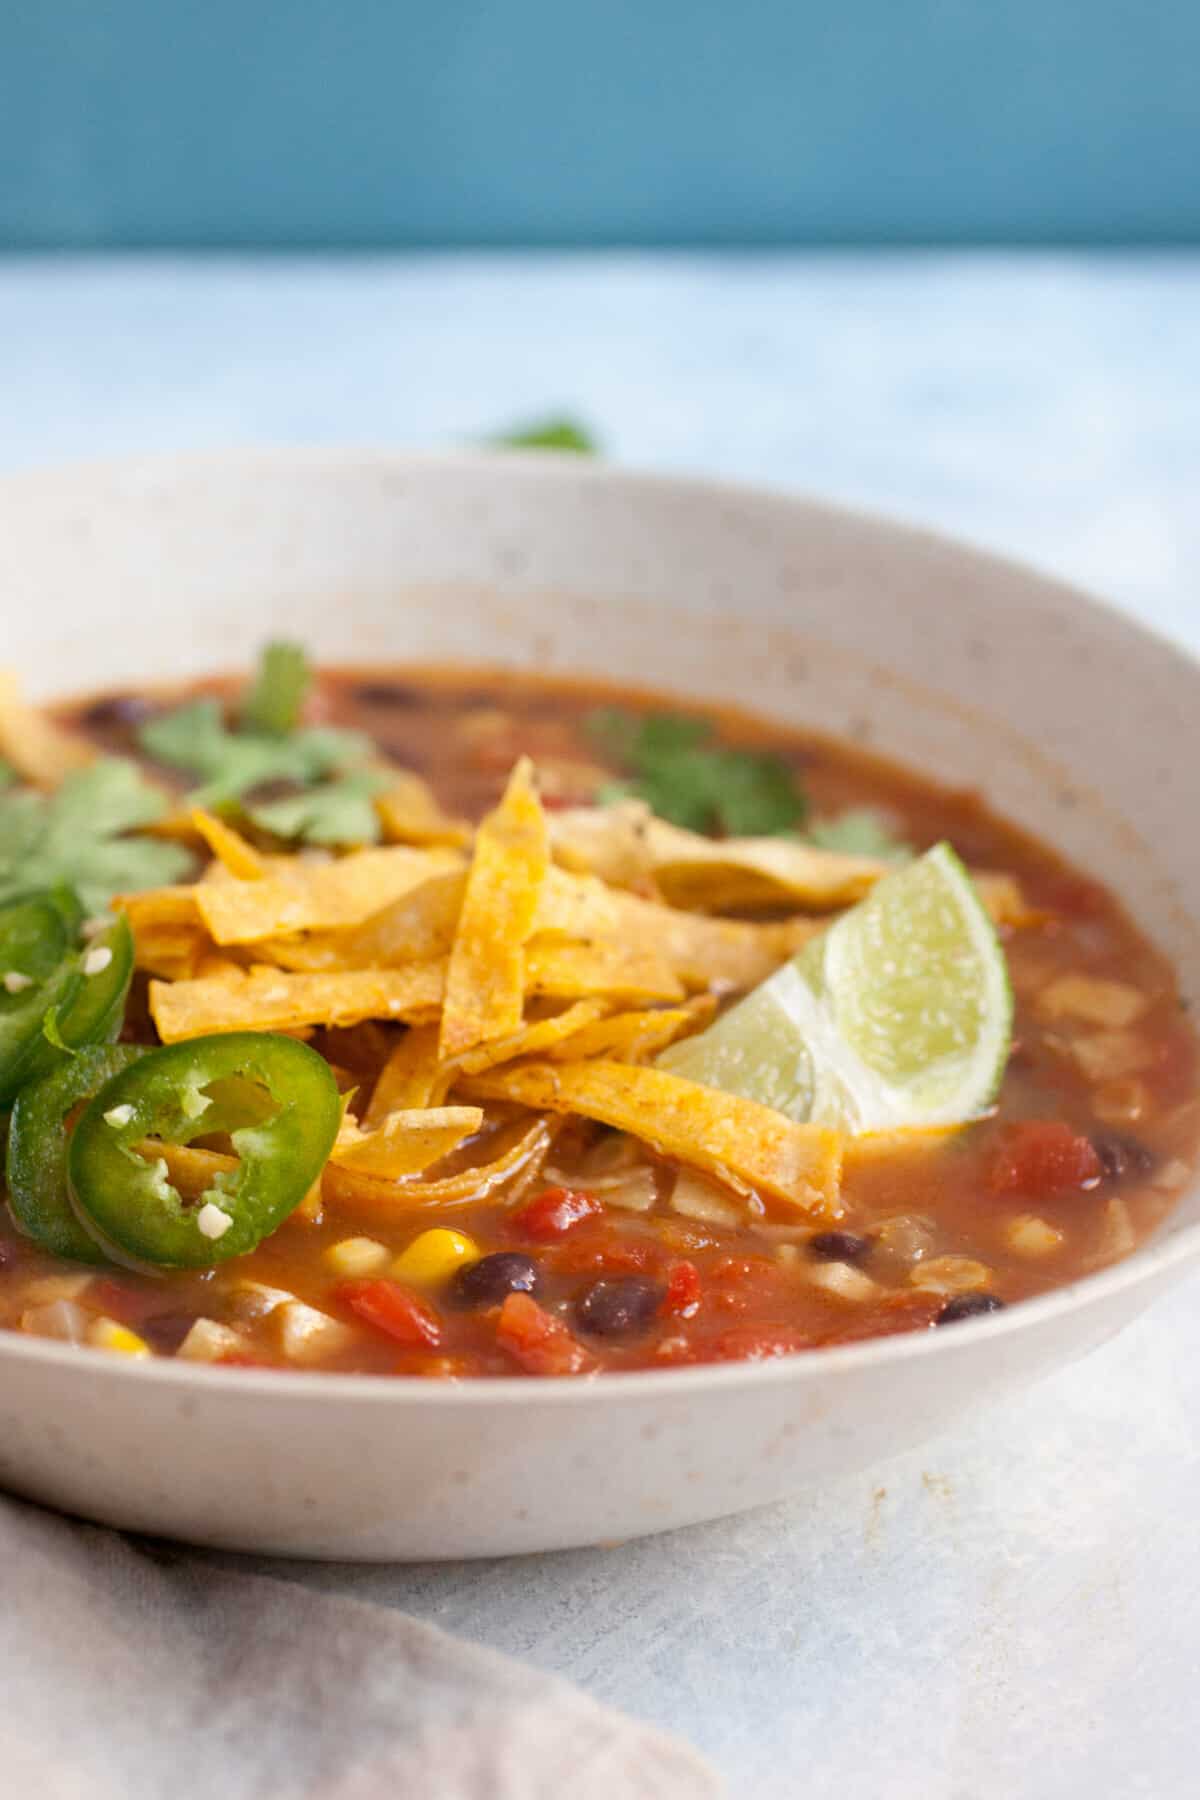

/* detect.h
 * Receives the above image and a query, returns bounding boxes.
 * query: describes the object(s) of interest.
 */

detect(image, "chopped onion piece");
[20,1298,88,1343]
[178,1318,245,1362]
[670,1170,742,1228]
[807,1260,879,1303]
[872,1214,937,1268]
[597,1168,658,1213]
[277,1301,359,1365]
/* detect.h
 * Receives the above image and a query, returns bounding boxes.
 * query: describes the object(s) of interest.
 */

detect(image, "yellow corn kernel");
[910,1255,992,1294]
[1005,1215,1065,1257]
[392,1227,481,1287]
[86,1316,152,1358]
[323,1236,391,1278]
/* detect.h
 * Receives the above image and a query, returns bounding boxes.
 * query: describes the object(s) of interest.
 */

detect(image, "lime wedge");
[658,842,1011,1132]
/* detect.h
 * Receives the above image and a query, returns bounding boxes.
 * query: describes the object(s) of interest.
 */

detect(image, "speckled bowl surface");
[1,448,1198,1559]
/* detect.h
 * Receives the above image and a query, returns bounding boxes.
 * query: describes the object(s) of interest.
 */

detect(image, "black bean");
[935,1293,1006,1326]
[140,1311,200,1353]
[574,1276,664,1339]
[808,1230,873,1264]
[353,682,426,709]
[1092,1133,1156,1185]
[81,693,155,731]
[451,1251,540,1308]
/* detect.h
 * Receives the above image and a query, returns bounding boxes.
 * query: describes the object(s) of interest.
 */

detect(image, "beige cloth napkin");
[0,1494,721,1799]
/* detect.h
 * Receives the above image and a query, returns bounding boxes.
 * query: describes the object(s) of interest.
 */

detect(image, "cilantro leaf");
[0,760,193,912]
[241,641,311,737]
[587,709,806,837]
[491,416,599,454]
[805,808,913,862]
[139,698,371,812]
[247,770,389,847]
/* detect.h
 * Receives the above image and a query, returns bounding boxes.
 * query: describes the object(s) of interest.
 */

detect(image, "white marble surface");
[3,251,1199,1797]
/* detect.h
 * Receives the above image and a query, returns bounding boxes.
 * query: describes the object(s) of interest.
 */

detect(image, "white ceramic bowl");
[1,448,1198,1560]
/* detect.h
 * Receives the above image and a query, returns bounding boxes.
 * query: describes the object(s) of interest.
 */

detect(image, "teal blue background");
[3,1,1198,246]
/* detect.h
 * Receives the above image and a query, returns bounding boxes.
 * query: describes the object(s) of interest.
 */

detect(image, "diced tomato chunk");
[508,1186,603,1240]
[663,1260,702,1317]
[495,1292,596,1376]
[988,1121,1101,1196]
[337,1278,442,1347]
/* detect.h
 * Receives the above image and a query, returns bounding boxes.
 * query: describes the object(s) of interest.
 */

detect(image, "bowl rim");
[2,442,1199,1409]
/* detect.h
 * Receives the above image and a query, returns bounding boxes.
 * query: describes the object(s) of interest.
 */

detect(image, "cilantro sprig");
[138,642,384,847]
[246,770,391,847]
[588,710,808,837]
[240,640,312,737]
[491,416,598,454]
[0,760,193,913]
[806,808,912,861]
[139,698,370,812]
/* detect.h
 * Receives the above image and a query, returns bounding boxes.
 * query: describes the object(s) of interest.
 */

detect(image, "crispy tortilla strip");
[137,1140,237,1200]
[544,997,717,1064]
[344,868,468,967]
[323,1119,554,1219]
[555,805,1032,927]
[116,888,213,978]
[376,773,473,848]
[548,799,658,888]
[251,868,468,973]
[524,940,685,1005]
[535,867,817,991]
[150,961,447,1041]
[364,1026,443,1123]
[973,872,1043,930]
[116,887,204,927]
[142,807,206,846]
[331,1106,484,1180]
[254,865,809,997]
[0,671,97,786]
[116,886,204,931]
[643,819,886,914]
[463,1060,843,1217]
[448,999,609,1079]
[131,924,211,980]
[191,809,267,879]
[386,1002,612,1111]
[439,758,548,1059]
[549,802,885,913]
[194,845,462,945]
[192,953,249,984]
